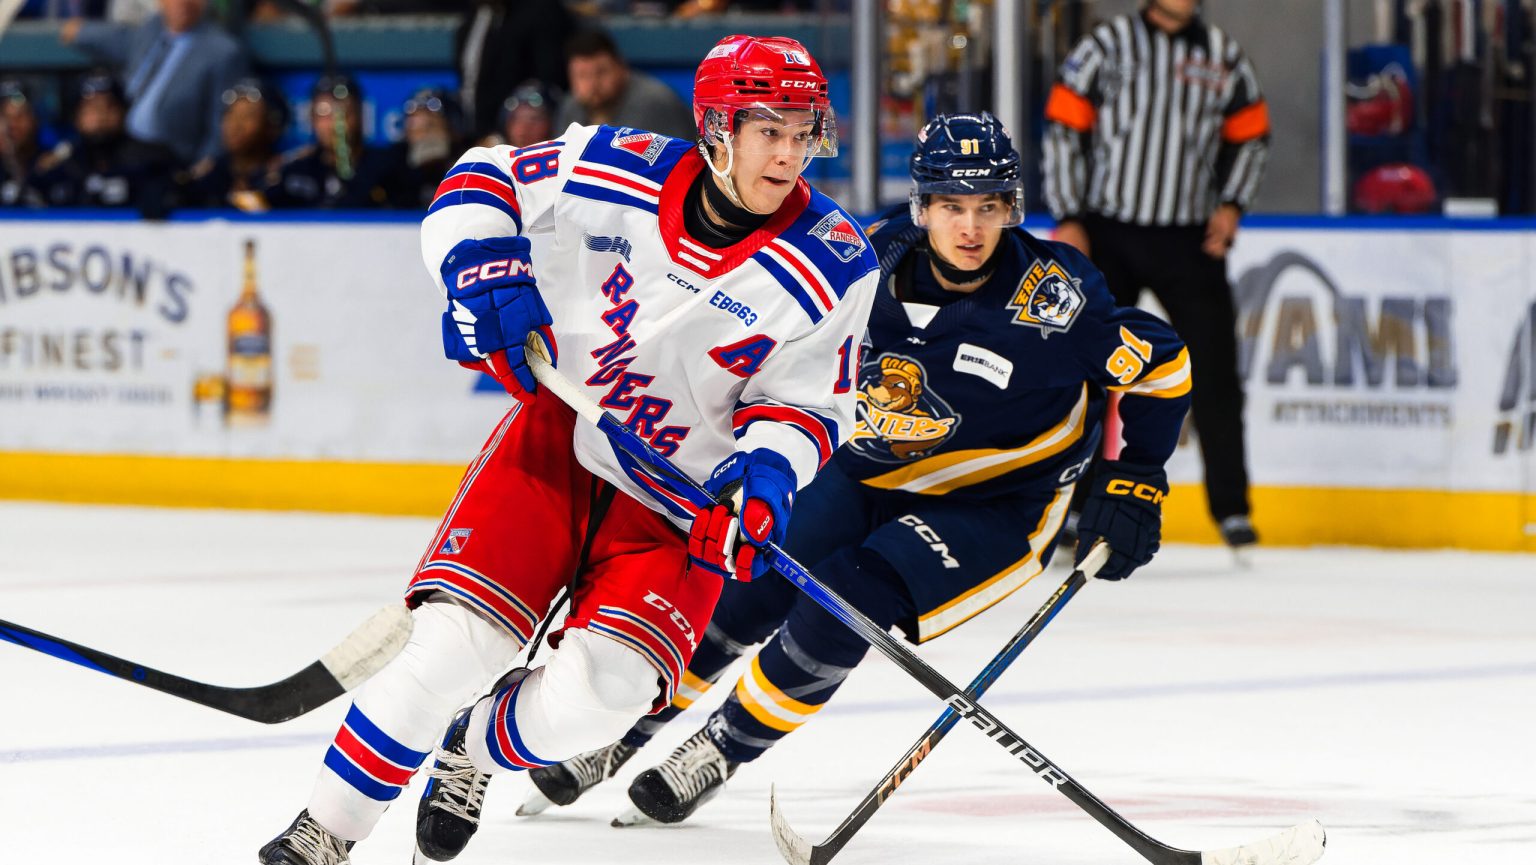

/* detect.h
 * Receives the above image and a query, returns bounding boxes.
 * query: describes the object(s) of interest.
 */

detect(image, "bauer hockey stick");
[773,541,1109,865]
[525,339,1326,865]
[0,604,411,724]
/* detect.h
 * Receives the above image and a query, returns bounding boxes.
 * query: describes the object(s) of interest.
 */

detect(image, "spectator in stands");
[457,0,575,140]
[268,74,399,209]
[555,28,694,139]
[386,85,466,209]
[34,70,180,216]
[182,78,287,211]
[0,80,51,208]
[60,0,250,167]
[499,81,559,148]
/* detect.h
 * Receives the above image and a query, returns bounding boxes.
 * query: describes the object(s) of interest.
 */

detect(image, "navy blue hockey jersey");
[836,212,1191,500]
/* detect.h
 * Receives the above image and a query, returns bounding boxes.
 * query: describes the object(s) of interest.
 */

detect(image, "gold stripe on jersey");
[860,386,1089,495]
[1109,347,1193,398]
[733,655,825,733]
[917,486,1073,640]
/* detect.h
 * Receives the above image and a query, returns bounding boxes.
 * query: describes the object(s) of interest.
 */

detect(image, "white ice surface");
[2,502,1533,864]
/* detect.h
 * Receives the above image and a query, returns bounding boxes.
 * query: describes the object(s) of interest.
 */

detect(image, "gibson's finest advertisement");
[0,221,506,462]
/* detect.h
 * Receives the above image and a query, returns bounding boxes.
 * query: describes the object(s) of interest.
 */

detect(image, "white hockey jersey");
[421,123,879,525]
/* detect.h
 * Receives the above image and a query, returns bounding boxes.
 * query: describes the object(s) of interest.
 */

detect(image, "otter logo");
[1008,259,1084,336]
[847,354,960,463]
[1493,302,1536,455]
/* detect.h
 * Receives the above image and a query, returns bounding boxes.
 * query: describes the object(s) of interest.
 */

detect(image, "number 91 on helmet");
[909,112,1026,229]
[693,35,838,165]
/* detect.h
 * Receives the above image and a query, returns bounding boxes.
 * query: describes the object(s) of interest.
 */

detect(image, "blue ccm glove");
[687,449,796,581]
[1074,461,1167,580]
[439,235,554,397]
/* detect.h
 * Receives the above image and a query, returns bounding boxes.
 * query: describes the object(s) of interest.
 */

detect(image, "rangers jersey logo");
[848,354,959,463]
[611,129,669,165]
[811,211,866,263]
[439,528,473,555]
[1008,259,1085,337]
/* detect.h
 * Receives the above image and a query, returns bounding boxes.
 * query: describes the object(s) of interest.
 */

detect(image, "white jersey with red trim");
[421,123,879,525]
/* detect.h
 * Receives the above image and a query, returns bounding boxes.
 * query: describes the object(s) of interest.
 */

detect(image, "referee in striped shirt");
[1044,0,1269,549]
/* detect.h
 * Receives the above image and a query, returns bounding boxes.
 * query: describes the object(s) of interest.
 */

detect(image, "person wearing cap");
[268,75,399,209]
[182,78,287,210]
[383,86,467,209]
[35,70,180,216]
[61,0,250,166]
[498,81,558,149]
[555,28,695,141]
[0,80,51,208]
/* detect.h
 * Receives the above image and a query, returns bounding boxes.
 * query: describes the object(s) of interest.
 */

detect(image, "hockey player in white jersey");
[257,34,878,865]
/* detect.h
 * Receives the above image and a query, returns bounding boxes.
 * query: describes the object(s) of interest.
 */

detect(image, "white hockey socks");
[308,600,520,842]
[466,628,659,772]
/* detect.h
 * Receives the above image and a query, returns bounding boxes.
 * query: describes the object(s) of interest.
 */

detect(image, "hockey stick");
[524,339,1326,865]
[0,605,411,724]
[774,543,1108,865]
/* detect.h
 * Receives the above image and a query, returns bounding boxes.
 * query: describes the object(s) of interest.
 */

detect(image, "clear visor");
[706,103,838,160]
[910,185,1026,230]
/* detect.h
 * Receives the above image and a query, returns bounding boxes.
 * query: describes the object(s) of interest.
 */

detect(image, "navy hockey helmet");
[908,112,1025,227]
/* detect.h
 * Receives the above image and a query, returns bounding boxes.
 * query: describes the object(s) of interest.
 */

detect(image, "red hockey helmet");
[1354,163,1437,214]
[692,35,837,161]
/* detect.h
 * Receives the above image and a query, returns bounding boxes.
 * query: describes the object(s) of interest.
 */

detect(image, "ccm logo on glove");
[455,258,533,289]
[1104,479,1165,503]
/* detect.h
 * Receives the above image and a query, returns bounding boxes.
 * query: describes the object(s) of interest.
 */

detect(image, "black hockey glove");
[1074,461,1167,581]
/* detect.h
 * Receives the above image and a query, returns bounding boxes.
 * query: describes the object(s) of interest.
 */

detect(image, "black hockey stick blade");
[770,545,1107,865]
[0,604,412,724]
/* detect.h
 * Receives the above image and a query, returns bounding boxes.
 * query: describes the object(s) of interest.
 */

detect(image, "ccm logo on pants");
[898,515,960,569]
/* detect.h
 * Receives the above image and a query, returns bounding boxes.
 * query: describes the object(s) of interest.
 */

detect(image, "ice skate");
[413,705,490,862]
[517,739,638,816]
[258,809,352,865]
[615,728,738,826]
[1220,515,1258,567]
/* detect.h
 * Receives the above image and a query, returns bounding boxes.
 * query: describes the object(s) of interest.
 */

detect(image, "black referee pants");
[1084,215,1252,522]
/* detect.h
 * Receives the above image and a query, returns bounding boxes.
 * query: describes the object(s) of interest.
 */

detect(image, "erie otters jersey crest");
[841,210,1191,501]
[421,124,880,523]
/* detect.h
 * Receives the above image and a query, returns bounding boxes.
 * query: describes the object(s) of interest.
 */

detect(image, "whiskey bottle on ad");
[226,239,272,426]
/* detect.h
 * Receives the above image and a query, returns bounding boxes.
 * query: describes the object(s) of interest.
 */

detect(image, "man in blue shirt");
[61,0,249,166]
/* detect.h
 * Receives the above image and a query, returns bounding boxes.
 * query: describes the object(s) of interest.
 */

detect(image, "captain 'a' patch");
[1008,258,1085,336]
[847,354,960,463]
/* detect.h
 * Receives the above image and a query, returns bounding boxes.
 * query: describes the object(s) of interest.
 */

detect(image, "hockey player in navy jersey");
[516,112,1193,826]
[257,35,878,865]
